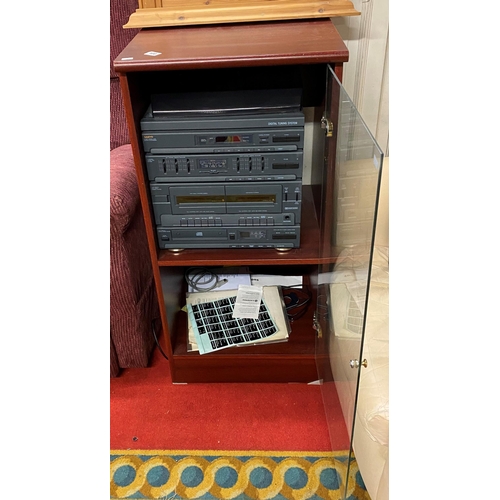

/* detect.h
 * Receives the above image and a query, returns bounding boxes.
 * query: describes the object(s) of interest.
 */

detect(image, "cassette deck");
[150,180,302,225]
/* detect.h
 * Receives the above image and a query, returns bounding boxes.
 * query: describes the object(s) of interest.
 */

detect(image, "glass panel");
[316,66,384,500]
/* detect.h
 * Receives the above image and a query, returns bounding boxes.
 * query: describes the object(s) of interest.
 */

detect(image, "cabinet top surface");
[113,19,348,72]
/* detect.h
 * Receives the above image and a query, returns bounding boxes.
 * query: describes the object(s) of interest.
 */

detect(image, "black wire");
[281,286,312,322]
[152,318,169,360]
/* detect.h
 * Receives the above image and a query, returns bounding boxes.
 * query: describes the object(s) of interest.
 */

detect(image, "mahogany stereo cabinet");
[113,19,351,383]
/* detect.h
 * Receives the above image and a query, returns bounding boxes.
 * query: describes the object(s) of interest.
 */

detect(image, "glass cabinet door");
[315,66,385,499]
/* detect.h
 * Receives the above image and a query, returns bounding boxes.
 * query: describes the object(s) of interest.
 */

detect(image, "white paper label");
[232,285,263,319]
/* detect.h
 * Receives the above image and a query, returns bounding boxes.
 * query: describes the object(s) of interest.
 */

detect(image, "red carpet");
[110,347,349,452]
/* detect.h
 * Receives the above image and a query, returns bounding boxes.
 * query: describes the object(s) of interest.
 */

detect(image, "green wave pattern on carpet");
[110,450,370,499]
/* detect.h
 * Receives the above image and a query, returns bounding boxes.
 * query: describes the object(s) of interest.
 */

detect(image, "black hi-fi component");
[145,151,303,182]
[140,89,305,249]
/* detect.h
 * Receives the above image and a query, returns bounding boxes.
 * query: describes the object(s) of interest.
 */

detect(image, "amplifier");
[145,151,303,182]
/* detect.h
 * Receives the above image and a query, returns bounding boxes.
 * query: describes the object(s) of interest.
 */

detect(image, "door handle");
[350,359,368,369]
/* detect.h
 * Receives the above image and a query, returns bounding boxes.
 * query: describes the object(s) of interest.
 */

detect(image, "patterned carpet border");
[110,450,370,500]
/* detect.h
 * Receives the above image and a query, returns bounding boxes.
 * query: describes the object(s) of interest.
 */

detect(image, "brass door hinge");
[313,312,322,338]
[321,112,333,137]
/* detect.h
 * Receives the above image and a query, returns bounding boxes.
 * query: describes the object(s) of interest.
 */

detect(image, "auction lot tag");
[232,285,263,319]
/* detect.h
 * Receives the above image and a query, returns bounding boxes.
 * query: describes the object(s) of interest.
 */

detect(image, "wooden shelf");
[173,303,316,357]
[158,264,319,383]
[124,0,360,30]
[168,280,318,383]
[114,19,349,73]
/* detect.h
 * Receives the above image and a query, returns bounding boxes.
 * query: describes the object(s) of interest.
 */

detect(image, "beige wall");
[332,0,389,156]
[375,157,389,248]
[332,0,389,249]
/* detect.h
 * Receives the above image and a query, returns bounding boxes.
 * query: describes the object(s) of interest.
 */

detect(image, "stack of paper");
[186,286,290,354]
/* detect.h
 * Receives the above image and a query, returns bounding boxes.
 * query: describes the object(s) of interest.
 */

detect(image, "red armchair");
[110,0,159,377]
